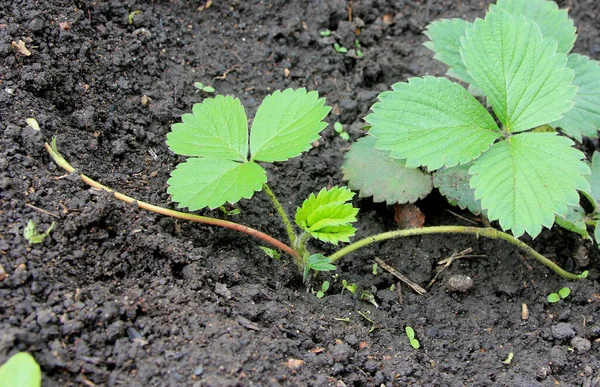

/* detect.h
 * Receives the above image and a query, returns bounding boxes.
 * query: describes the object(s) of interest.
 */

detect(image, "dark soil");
[2,0,600,386]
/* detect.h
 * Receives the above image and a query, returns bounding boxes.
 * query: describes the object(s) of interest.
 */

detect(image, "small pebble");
[446,275,474,292]
[193,365,204,376]
[551,323,575,340]
[570,336,591,352]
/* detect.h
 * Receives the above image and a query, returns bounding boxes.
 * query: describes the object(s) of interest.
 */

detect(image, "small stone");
[549,346,567,367]
[446,275,474,292]
[570,336,591,352]
[551,323,575,340]
[214,283,231,299]
[193,365,204,376]
[331,341,353,363]
[37,309,57,327]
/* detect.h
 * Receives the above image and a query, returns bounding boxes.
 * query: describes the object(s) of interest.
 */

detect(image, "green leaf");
[433,162,483,215]
[552,54,600,142]
[410,339,420,350]
[489,0,576,54]
[595,223,600,248]
[342,136,433,205]
[168,158,267,210]
[250,88,330,162]
[23,220,55,245]
[167,95,248,161]
[366,76,501,171]
[547,293,561,303]
[423,18,475,85]
[259,246,281,260]
[0,352,42,387]
[295,187,358,244]
[588,151,600,207]
[558,287,571,299]
[555,204,590,239]
[469,133,590,238]
[305,254,337,272]
[461,11,576,133]
[405,326,415,340]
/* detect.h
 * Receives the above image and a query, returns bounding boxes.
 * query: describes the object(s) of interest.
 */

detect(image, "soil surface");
[2,0,600,386]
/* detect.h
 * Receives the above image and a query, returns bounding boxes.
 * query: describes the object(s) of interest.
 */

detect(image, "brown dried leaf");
[286,358,304,370]
[12,40,31,56]
[394,203,425,229]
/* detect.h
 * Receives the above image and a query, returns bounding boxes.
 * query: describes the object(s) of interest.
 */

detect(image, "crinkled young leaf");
[167,95,248,161]
[305,254,336,272]
[0,352,41,387]
[424,18,475,86]
[295,186,358,245]
[168,158,267,210]
[366,76,500,171]
[469,133,590,238]
[342,136,433,205]
[461,11,576,133]
[552,54,600,141]
[489,0,576,54]
[433,162,483,215]
[250,88,330,162]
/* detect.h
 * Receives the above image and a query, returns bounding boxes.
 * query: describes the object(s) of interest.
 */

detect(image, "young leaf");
[555,204,590,239]
[295,187,358,244]
[433,163,484,216]
[24,220,55,245]
[250,88,330,162]
[0,352,41,387]
[167,95,249,161]
[423,18,475,86]
[306,254,337,272]
[469,133,590,238]
[588,152,600,207]
[489,0,576,54]
[405,326,415,340]
[366,76,501,171]
[547,293,561,303]
[552,54,600,141]
[168,158,267,210]
[460,11,576,133]
[558,287,571,299]
[342,136,433,205]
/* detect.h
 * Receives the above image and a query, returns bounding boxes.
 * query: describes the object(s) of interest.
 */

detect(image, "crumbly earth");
[1,0,600,386]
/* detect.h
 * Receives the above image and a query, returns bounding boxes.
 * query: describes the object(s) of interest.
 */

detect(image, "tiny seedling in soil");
[334,121,350,141]
[219,205,240,216]
[341,279,356,295]
[405,326,420,349]
[23,220,55,245]
[354,39,363,58]
[502,352,514,365]
[316,280,330,299]
[320,29,332,37]
[193,82,215,93]
[372,263,378,275]
[360,290,379,308]
[0,352,41,387]
[259,246,281,261]
[333,43,348,54]
[128,10,141,25]
[547,287,571,303]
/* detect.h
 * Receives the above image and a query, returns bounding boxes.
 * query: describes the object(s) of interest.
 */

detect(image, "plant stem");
[44,142,301,263]
[262,183,297,246]
[328,226,581,280]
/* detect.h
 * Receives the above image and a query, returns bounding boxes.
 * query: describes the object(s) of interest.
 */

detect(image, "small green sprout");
[547,287,571,303]
[259,246,281,261]
[405,326,420,349]
[24,220,55,245]
[333,121,350,141]
[320,29,332,37]
[0,352,41,387]
[25,118,40,131]
[578,270,589,279]
[341,279,356,295]
[502,352,514,365]
[372,263,378,275]
[357,310,376,333]
[194,82,215,93]
[128,10,141,25]
[219,206,240,216]
[316,280,330,299]
[360,290,378,308]
[334,317,351,322]
[333,43,348,54]
[389,283,396,291]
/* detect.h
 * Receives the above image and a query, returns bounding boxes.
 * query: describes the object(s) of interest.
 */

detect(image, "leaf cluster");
[348,0,599,239]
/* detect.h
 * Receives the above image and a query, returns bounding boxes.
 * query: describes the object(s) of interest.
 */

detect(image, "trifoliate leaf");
[552,54,600,141]
[342,136,433,205]
[461,11,576,133]
[0,352,41,387]
[295,187,358,244]
[424,18,475,86]
[168,158,267,210]
[555,204,590,239]
[167,95,248,161]
[469,133,590,238]
[250,88,330,162]
[433,162,483,215]
[366,76,500,170]
[489,0,576,54]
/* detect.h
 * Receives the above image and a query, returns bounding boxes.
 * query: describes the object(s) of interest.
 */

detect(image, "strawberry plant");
[344,0,600,253]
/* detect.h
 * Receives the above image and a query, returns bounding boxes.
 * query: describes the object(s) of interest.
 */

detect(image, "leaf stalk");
[262,183,297,246]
